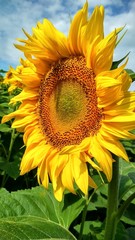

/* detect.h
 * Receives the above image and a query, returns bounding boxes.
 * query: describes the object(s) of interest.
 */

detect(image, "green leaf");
[0,103,10,108]
[87,202,97,211]
[126,227,135,239]
[60,192,85,227]
[0,161,20,179]
[0,187,81,239]
[0,216,76,240]
[0,186,85,228]
[119,159,135,176]
[0,186,59,222]
[128,172,135,184]
[119,175,133,201]
[115,222,128,240]
[98,183,108,197]
[74,220,104,240]
[0,69,6,74]
[121,203,135,225]
[118,159,135,203]
[122,139,135,155]
[0,123,12,133]
[91,187,107,208]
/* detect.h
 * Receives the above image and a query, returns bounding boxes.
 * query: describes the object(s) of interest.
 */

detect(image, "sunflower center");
[39,56,102,149]
[52,80,86,123]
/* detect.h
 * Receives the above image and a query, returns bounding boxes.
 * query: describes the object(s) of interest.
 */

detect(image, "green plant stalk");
[0,143,8,159]
[78,196,89,240]
[1,128,17,187]
[78,189,96,240]
[8,128,15,159]
[104,157,119,240]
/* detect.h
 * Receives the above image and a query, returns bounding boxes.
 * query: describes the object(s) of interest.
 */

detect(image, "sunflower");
[2,2,135,201]
[3,59,31,92]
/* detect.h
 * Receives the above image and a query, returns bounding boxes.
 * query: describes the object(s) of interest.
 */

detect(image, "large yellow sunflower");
[2,2,135,201]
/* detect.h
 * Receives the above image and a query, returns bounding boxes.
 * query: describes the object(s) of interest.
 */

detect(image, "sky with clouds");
[0,0,135,73]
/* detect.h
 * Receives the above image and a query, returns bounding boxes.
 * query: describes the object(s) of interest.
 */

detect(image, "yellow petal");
[96,75,122,90]
[10,88,38,104]
[72,154,89,195]
[68,2,88,54]
[92,31,117,74]
[37,158,49,188]
[42,19,70,57]
[102,123,135,140]
[97,132,128,161]
[88,176,97,189]
[20,143,51,175]
[80,152,102,171]
[90,135,113,181]
[12,114,37,129]
[104,113,135,123]
[16,18,70,62]
[97,59,128,78]
[82,5,104,55]
[104,94,135,116]
[61,159,75,193]
[54,178,65,202]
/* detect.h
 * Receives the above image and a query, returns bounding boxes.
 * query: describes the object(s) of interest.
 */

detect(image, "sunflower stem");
[78,195,89,240]
[78,189,96,240]
[1,128,17,187]
[104,157,119,240]
[7,128,17,161]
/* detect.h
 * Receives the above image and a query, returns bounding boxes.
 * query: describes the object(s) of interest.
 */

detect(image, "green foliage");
[0,186,86,239]
[0,78,24,188]
[73,160,135,240]
[0,186,85,228]
[0,216,76,240]
[74,220,105,240]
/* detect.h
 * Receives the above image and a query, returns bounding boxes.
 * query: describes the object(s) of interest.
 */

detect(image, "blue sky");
[0,0,135,74]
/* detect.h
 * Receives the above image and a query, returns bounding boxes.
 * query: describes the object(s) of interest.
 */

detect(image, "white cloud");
[104,1,135,71]
[0,0,135,73]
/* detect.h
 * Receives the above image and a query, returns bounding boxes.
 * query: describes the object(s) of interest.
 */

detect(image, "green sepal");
[111,52,130,70]
[125,69,135,81]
